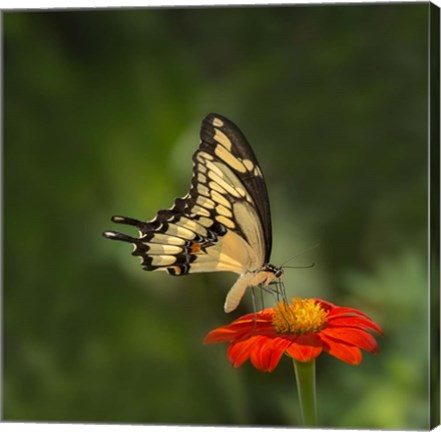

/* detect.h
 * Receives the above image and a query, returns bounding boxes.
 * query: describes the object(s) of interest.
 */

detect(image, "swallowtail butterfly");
[103,113,282,312]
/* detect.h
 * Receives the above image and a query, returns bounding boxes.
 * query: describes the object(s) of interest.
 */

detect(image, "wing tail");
[102,230,137,243]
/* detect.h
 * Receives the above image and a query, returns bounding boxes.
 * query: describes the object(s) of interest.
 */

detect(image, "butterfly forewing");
[199,114,272,262]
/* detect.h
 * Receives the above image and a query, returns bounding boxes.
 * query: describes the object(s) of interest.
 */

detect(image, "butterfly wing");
[104,113,273,310]
[199,113,272,263]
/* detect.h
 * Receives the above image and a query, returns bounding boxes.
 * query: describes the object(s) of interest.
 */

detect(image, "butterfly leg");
[250,286,258,332]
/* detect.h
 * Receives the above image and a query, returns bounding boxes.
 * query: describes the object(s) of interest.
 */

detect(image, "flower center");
[272,298,328,334]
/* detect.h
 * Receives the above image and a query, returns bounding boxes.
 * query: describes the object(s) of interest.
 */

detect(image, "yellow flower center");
[272,298,328,334]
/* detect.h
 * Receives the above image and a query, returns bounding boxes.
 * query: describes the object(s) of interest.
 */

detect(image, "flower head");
[204,298,382,372]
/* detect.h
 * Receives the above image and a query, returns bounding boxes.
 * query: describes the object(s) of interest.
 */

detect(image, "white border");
[0,0,438,11]
[0,421,437,432]
[0,424,318,432]
[1,1,439,432]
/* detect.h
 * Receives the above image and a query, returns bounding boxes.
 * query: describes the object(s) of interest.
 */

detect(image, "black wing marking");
[103,113,272,275]
[104,208,231,276]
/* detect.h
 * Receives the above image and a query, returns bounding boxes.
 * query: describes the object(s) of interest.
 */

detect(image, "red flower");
[204,298,382,372]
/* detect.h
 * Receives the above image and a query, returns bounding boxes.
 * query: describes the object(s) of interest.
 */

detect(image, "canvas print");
[3,3,440,429]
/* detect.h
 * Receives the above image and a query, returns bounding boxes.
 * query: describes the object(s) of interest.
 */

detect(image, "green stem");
[293,358,317,426]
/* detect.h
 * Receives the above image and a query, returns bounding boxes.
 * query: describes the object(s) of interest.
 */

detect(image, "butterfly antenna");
[280,242,320,268]
[283,262,316,269]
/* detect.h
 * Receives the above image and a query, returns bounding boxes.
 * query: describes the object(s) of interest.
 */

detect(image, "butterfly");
[103,113,283,312]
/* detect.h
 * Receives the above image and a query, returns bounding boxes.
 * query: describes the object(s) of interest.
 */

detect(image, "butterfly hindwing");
[104,113,276,311]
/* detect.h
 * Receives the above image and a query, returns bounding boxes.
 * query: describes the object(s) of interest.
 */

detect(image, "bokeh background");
[3,3,433,429]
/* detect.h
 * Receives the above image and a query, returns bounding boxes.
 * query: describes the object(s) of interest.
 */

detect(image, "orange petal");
[227,336,262,368]
[229,321,276,337]
[327,306,373,320]
[250,337,292,372]
[232,309,274,326]
[204,327,241,343]
[321,327,379,353]
[320,333,363,365]
[204,312,277,344]
[285,334,323,362]
[326,315,383,334]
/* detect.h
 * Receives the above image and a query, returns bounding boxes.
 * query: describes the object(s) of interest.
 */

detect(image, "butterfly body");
[104,113,282,312]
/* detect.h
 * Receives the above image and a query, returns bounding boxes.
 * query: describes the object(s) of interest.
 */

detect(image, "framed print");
[3,2,440,429]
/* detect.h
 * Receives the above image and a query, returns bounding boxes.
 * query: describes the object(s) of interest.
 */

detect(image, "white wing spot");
[197,184,210,197]
[151,255,177,266]
[216,204,233,218]
[253,165,263,177]
[198,151,214,161]
[144,244,183,255]
[214,129,232,151]
[211,190,231,208]
[165,224,196,240]
[209,180,227,195]
[112,216,125,223]
[190,204,211,217]
[216,215,235,229]
[205,160,226,178]
[243,159,254,171]
[207,172,241,198]
[236,187,247,198]
[198,216,215,227]
[149,233,186,246]
[214,145,247,173]
[212,117,224,127]
[198,163,207,174]
[104,231,117,238]
[197,196,216,209]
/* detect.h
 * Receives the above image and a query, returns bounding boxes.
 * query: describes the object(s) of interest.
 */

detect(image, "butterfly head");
[265,263,283,279]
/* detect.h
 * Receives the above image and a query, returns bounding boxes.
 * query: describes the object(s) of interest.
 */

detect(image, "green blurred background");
[3,4,432,428]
